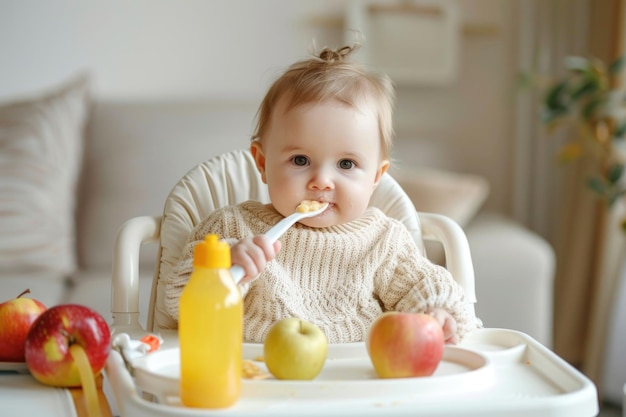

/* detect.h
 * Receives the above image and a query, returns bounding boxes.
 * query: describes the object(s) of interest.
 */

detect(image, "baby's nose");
[308,168,334,190]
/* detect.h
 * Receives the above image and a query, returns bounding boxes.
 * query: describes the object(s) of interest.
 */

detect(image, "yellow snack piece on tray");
[242,359,271,380]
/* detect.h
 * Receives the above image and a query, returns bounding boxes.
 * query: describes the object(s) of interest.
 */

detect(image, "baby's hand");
[427,308,459,345]
[230,235,281,284]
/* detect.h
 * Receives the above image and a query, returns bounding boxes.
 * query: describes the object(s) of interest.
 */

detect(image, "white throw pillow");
[0,74,90,274]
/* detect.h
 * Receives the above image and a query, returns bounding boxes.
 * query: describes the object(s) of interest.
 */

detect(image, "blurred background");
[1,0,625,412]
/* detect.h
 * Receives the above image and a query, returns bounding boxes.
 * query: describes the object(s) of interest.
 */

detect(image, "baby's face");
[252,98,389,227]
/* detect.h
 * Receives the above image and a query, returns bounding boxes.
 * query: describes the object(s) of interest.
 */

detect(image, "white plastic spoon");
[229,201,329,284]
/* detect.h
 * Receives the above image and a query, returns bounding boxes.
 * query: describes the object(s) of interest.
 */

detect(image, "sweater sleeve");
[375,226,478,342]
[164,207,253,322]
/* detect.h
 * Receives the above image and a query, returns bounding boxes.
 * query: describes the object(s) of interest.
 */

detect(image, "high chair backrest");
[148,148,467,331]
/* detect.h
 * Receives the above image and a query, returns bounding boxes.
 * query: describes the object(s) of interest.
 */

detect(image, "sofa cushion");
[391,165,490,228]
[77,101,257,271]
[392,165,490,266]
[0,74,90,274]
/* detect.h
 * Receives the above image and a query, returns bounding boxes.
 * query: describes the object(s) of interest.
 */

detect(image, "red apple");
[366,312,444,378]
[25,304,111,387]
[0,289,47,362]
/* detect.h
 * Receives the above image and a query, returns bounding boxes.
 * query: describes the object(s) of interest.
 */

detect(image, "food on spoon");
[296,200,325,213]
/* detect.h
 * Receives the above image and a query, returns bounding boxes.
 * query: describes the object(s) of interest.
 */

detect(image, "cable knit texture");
[165,201,476,343]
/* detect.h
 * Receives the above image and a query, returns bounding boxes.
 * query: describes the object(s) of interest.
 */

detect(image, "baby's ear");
[373,159,390,188]
[250,141,268,184]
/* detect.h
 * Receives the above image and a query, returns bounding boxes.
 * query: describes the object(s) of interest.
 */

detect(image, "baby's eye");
[338,159,355,170]
[292,155,309,166]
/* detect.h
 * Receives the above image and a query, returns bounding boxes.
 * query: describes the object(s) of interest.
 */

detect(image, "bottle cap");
[193,234,231,269]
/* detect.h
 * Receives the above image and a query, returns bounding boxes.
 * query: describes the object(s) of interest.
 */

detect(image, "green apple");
[263,317,328,380]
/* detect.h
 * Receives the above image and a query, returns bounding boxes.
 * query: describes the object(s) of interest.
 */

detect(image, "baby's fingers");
[232,236,281,284]
[251,235,280,258]
[428,309,458,345]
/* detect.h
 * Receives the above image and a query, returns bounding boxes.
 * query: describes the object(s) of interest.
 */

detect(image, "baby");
[165,44,477,344]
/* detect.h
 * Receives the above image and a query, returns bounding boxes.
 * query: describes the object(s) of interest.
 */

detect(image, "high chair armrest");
[418,212,477,308]
[111,215,161,333]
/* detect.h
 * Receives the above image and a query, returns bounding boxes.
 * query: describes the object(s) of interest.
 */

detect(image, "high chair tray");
[104,328,599,417]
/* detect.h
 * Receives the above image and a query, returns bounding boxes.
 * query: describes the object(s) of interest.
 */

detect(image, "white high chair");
[110,148,478,336]
[105,148,599,417]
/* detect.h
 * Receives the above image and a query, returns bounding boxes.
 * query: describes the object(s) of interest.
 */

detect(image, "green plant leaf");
[570,78,600,101]
[609,56,625,74]
[607,163,625,184]
[541,106,570,124]
[615,121,626,138]
[608,188,626,206]
[544,81,570,110]
[587,176,607,195]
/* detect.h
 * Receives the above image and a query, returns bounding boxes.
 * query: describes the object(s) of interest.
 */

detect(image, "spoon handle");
[229,203,328,284]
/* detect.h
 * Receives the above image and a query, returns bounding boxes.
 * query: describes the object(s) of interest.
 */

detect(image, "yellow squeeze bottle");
[179,234,243,408]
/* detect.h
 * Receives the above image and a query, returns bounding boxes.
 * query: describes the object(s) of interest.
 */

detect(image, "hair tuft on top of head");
[317,45,359,64]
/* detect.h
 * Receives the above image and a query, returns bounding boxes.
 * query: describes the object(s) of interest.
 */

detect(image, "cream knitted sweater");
[165,201,476,343]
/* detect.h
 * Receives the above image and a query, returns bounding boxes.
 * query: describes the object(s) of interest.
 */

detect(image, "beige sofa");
[0,75,556,347]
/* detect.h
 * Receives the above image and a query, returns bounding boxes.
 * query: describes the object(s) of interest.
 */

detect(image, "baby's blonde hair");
[252,44,395,159]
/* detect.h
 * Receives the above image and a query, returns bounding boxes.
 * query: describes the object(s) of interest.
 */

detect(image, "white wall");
[0,0,517,215]
[0,0,346,101]
[393,0,515,213]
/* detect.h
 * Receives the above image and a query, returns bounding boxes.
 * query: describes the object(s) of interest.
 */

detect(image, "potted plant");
[542,56,626,220]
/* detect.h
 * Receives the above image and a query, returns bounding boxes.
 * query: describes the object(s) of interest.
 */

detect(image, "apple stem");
[17,288,31,299]
[60,329,76,345]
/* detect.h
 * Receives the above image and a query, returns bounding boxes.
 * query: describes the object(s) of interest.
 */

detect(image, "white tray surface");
[105,328,599,417]
[133,343,492,404]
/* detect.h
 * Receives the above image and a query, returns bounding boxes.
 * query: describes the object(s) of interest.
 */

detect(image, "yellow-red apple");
[366,312,444,378]
[24,304,111,387]
[0,289,47,362]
